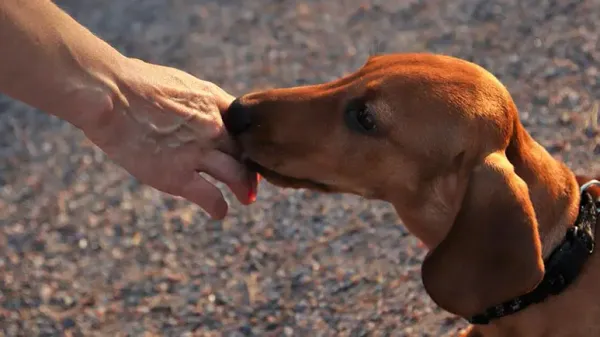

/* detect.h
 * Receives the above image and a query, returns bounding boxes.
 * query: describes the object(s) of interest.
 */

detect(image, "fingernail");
[248,183,257,203]
[248,172,261,203]
[248,190,257,203]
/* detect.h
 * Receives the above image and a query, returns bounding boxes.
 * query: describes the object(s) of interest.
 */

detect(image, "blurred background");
[1,0,599,336]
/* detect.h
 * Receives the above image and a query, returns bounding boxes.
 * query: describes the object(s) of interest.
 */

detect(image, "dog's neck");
[391,123,589,336]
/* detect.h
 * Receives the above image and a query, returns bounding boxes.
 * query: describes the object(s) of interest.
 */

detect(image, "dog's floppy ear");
[422,152,545,317]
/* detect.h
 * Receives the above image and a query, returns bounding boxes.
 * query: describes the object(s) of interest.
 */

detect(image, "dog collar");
[468,180,600,325]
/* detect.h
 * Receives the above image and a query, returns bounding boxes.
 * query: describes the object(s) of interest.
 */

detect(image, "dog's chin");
[244,159,331,192]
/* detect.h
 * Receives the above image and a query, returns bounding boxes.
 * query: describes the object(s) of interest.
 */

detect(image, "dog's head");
[225,53,547,318]
[226,54,507,198]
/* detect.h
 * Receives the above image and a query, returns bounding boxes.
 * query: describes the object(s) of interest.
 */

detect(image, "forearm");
[0,0,126,129]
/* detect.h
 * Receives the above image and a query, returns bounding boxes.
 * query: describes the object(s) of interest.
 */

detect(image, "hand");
[78,58,258,219]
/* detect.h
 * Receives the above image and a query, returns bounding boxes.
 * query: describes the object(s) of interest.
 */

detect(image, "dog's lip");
[243,158,331,191]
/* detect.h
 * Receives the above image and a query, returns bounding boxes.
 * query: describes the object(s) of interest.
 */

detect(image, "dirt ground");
[1,0,599,336]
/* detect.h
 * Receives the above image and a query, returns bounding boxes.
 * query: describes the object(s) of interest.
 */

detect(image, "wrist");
[57,49,129,132]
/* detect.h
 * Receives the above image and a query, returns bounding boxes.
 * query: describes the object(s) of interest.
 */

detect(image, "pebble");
[62,317,76,329]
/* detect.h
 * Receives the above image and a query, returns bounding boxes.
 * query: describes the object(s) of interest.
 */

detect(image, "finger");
[207,83,236,111]
[249,171,261,201]
[215,133,242,159]
[178,173,229,220]
[196,87,240,157]
[156,92,241,158]
[197,150,257,205]
[159,80,234,115]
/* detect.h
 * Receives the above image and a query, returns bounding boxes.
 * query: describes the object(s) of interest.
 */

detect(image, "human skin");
[0,0,258,219]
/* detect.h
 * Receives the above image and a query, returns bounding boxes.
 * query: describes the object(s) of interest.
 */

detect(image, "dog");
[223,53,600,336]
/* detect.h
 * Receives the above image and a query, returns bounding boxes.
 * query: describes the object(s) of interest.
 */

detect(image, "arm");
[0,0,122,128]
[0,0,258,219]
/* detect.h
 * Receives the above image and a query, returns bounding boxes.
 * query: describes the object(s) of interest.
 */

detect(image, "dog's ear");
[422,152,545,317]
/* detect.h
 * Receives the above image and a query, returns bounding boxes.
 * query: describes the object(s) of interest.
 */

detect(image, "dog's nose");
[223,98,252,136]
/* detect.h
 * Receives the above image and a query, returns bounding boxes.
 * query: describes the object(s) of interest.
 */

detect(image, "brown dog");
[224,53,600,336]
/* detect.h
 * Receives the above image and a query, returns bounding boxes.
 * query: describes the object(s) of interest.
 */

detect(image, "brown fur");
[225,53,600,336]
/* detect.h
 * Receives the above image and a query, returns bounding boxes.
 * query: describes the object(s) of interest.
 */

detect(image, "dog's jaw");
[243,157,333,192]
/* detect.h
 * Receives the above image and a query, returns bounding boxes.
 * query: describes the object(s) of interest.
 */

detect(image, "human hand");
[77,58,259,219]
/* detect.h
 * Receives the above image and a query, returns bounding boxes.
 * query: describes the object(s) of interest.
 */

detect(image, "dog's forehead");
[362,54,407,68]
[359,54,483,84]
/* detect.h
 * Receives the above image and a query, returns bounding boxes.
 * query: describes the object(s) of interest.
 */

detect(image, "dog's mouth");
[244,158,331,192]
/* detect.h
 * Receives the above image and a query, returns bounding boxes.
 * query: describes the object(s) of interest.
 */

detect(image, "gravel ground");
[1,0,600,336]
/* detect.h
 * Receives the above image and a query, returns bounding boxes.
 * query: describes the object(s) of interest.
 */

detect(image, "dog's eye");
[345,100,377,133]
[356,108,376,131]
